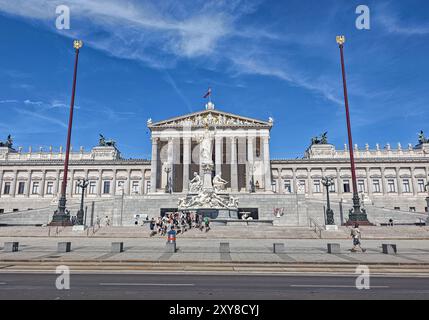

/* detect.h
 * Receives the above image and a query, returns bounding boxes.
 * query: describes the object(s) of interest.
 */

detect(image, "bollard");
[273,243,285,253]
[220,242,230,253]
[382,244,397,254]
[58,242,71,253]
[111,242,124,253]
[4,242,19,252]
[166,242,176,253]
[327,243,341,254]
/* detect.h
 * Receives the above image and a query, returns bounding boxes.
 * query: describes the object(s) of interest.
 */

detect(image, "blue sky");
[0,0,428,159]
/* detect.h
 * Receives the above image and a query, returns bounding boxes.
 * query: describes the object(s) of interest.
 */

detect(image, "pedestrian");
[350,223,366,252]
[204,216,210,232]
[149,218,156,237]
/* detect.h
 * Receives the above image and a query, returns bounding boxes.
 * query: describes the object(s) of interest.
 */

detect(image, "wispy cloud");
[379,13,429,36]
[14,108,67,128]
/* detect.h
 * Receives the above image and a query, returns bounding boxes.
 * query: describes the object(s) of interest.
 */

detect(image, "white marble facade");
[1,104,429,215]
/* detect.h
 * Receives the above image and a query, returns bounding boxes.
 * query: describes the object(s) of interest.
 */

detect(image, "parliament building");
[0,102,428,226]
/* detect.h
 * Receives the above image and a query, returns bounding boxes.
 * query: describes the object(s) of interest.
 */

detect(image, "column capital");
[151,137,159,144]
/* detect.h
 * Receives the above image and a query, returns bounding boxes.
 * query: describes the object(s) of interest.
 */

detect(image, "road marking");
[290,285,389,288]
[99,283,195,287]
[0,282,6,285]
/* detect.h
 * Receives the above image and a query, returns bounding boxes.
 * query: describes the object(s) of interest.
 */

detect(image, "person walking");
[149,218,156,237]
[204,216,210,232]
[350,223,366,252]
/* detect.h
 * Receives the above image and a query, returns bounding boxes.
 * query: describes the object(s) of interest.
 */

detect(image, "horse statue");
[99,134,116,148]
[0,134,13,148]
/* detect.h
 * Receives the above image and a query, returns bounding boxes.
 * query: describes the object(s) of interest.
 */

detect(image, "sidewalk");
[2,237,429,266]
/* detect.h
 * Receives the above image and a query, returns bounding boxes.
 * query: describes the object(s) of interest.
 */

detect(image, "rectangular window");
[132,181,139,194]
[394,207,400,210]
[0,209,4,214]
[388,179,396,193]
[343,180,351,193]
[46,182,53,195]
[298,180,306,192]
[88,181,96,194]
[18,182,25,195]
[74,181,81,194]
[329,182,336,193]
[31,182,39,195]
[402,179,411,193]
[313,180,321,193]
[3,182,10,195]
[271,182,277,193]
[117,181,125,191]
[255,137,261,157]
[284,180,292,193]
[418,179,426,193]
[373,179,381,193]
[409,207,416,212]
[358,180,365,193]
[146,180,151,194]
[103,181,111,194]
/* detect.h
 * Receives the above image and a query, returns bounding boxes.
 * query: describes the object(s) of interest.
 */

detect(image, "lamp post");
[321,177,335,225]
[336,35,369,225]
[50,40,83,226]
[425,182,429,214]
[76,178,89,225]
[164,164,172,194]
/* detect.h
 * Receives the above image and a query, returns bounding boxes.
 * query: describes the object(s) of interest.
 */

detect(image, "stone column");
[263,136,272,191]
[396,167,402,195]
[25,170,31,197]
[381,167,387,195]
[183,137,191,192]
[150,138,158,193]
[292,168,297,194]
[167,138,174,192]
[40,171,46,197]
[70,169,75,197]
[126,169,131,195]
[337,169,343,197]
[230,137,238,192]
[11,171,18,197]
[215,136,222,177]
[0,170,3,198]
[366,167,372,197]
[97,170,103,196]
[112,169,117,196]
[55,170,61,197]
[411,167,417,196]
[247,136,254,191]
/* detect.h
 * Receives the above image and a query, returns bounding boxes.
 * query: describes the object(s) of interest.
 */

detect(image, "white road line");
[99,283,195,287]
[290,285,390,288]
[0,282,6,285]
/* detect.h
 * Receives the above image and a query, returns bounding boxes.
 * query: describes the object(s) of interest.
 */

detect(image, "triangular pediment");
[148,109,273,129]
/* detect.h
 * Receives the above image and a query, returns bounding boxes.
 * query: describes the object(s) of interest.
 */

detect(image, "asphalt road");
[0,273,429,300]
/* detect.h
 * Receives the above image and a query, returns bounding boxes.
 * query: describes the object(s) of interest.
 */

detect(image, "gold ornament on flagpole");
[73,40,83,50]
[336,35,345,45]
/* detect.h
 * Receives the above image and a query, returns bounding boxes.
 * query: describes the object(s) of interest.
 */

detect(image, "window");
[387,179,396,193]
[343,180,351,193]
[313,180,321,193]
[0,209,4,214]
[358,180,365,193]
[409,207,416,212]
[117,181,125,192]
[88,181,97,194]
[46,182,53,195]
[13,209,18,212]
[329,182,336,193]
[132,181,140,194]
[298,180,306,192]
[271,181,277,193]
[373,179,381,193]
[31,182,39,195]
[418,179,426,193]
[425,207,428,213]
[103,181,111,194]
[284,180,292,193]
[3,182,11,195]
[146,180,151,194]
[74,181,82,194]
[402,179,411,193]
[18,182,25,195]
[394,207,400,210]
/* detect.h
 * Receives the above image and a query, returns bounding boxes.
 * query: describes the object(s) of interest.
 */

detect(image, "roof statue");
[0,134,13,149]
[98,134,116,148]
[311,132,328,146]
[418,130,429,144]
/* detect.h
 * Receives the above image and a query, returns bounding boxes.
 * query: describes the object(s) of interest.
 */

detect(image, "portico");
[147,102,274,194]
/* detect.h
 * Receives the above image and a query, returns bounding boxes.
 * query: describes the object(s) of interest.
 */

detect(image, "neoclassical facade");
[0,103,428,225]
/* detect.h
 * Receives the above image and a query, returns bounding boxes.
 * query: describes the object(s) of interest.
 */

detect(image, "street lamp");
[76,178,89,225]
[425,182,429,213]
[321,177,335,225]
[164,164,172,194]
[50,40,83,226]
[336,35,369,225]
